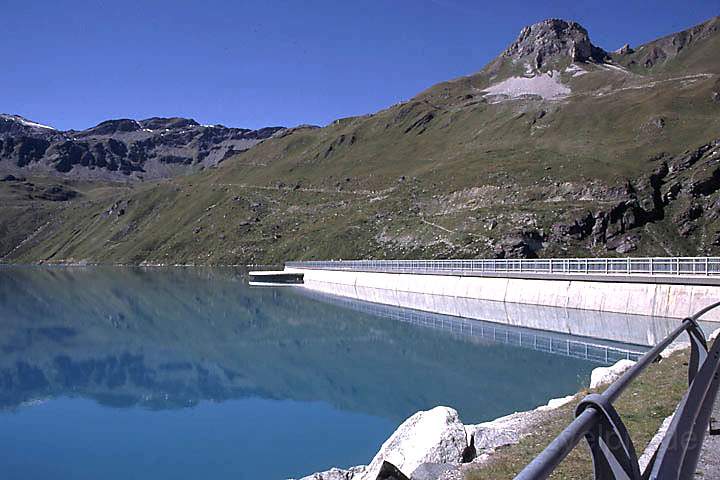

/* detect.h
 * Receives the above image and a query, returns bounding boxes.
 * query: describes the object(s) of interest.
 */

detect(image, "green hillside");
[2,17,720,265]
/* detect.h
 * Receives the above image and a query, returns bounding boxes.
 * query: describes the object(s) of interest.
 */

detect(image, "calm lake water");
[0,266,645,479]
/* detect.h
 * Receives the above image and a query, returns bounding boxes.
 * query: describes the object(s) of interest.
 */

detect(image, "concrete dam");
[283,257,720,323]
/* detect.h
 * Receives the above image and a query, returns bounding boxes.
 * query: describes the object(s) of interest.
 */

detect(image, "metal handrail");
[285,257,720,278]
[514,301,720,480]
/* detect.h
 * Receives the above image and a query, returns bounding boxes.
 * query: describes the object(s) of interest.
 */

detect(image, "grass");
[465,349,691,479]
[1,20,719,265]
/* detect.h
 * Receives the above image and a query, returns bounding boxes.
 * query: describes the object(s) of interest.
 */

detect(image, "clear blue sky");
[2,0,718,131]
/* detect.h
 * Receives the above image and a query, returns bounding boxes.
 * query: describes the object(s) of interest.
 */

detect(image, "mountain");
[0,114,284,180]
[1,16,719,264]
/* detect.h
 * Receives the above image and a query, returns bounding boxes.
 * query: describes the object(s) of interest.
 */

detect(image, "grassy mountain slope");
[2,17,720,265]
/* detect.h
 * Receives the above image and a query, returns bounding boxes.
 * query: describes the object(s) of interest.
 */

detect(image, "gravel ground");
[695,433,720,478]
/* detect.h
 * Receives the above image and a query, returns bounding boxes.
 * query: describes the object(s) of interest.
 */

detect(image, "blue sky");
[2,0,718,131]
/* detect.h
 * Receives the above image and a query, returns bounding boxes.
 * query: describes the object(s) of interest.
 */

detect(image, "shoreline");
[297,329,717,480]
[295,357,641,480]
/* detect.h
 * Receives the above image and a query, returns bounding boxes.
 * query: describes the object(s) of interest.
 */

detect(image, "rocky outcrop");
[0,114,284,180]
[615,44,633,55]
[502,19,608,71]
[547,138,720,255]
[620,16,719,69]
[297,407,468,480]
[494,230,545,258]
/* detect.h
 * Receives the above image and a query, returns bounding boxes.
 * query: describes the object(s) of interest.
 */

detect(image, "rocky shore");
[294,360,637,480]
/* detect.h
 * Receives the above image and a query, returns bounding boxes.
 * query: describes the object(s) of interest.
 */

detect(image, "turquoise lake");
[0,266,645,479]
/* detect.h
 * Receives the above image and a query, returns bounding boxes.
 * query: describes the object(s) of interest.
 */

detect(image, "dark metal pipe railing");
[514,301,720,480]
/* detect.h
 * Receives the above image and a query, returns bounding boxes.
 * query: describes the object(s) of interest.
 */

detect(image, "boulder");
[410,463,457,480]
[467,421,522,452]
[359,406,467,480]
[606,233,639,254]
[376,461,410,480]
[495,230,544,258]
[299,465,367,480]
[590,359,635,389]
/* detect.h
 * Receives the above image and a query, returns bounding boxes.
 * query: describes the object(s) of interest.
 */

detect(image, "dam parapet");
[285,257,720,322]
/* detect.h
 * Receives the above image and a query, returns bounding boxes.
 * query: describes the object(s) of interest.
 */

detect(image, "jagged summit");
[612,15,720,72]
[0,114,56,133]
[0,114,284,178]
[503,19,608,71]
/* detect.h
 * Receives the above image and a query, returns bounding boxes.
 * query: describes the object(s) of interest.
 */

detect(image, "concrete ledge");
[286,268,720,323]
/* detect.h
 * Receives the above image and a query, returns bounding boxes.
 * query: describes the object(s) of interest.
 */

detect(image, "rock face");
[618,16,719,69]
[502,19,608,71]
[0,114,283,180]
[545,138,720,257]
[494,230,545,258]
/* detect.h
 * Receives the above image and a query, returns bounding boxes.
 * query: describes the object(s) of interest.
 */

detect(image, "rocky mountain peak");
[0,114,56,134]
[503,19,608,70]
[615,16,720,70]
[139,117,200,131]
[0,113,284,179]
[77,118,143,136]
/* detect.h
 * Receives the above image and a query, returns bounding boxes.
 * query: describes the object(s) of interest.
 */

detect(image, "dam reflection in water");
[0,266,679,479]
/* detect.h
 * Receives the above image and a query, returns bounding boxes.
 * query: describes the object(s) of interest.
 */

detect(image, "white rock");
[297,465,366,480]
[358,406,467,480]
[590,359,635,389]
[537,394,575,411]
[660,340,690,359]
[465,412,529,452]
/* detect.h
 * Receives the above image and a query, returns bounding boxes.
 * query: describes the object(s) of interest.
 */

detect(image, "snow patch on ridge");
[483,71,570,100]
[599,62,631,74]
[565,63,587,77]
[0,114,55,130]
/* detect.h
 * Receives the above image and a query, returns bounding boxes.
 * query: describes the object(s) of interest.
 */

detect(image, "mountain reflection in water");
[0,266,657,479]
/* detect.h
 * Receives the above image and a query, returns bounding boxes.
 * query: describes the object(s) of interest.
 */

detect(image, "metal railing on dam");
[286,257,720,279]
[514,301,720,480]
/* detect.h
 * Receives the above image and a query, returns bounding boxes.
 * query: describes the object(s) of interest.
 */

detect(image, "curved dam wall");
[285,268,720,324]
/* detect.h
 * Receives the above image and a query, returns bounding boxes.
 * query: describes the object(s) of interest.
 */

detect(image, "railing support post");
[576,394,641,480]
